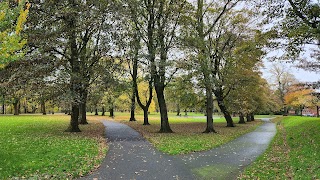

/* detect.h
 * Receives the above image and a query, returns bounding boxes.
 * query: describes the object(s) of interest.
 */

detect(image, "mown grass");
[0,115,107,179]
[115,113,262,155]
[239,116,320,179]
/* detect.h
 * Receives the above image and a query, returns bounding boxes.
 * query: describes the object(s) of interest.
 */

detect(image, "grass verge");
[0,115,107,179]
[239,116,320,179]
[120,116,262,155]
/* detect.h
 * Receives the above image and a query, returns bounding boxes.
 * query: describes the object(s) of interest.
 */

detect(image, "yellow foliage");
[136,81,156,113]
[16,1,31,35]
[285,88,315,108]
[0,0,30,65]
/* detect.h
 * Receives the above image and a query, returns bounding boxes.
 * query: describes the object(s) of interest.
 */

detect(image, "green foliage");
[0,0,29,66]
[240,116,320,179]
[0,115,106,179]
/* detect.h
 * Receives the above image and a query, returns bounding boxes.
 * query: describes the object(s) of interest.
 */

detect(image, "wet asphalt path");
[80,118,276,180]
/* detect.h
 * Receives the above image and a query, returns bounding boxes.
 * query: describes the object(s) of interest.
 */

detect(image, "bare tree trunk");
[24,99,27,114]
[143,108,150,125]
[129,86,136,121]
[246,114,252,122]
[13,98,19,115]
[79,90,88,124]
[176,104,181,116]
[203,86,216,133]
[250,113,255,121]
[41,99,46,115]
[317,106,319,118]
[109,107,114,117]
[155,85,173,133]
[95,108,98,115]
[101,106,105,116]
[238,112,245,124]
[215,89,234,127]
[2,94,5,114]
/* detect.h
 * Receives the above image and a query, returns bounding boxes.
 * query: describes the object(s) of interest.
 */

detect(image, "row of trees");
[0,0,319,132]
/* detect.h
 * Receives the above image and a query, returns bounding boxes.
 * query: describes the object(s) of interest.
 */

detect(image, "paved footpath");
[80,118,276,180]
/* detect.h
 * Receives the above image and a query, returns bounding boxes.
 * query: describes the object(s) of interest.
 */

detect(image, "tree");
[182,0,239,132]
[269,63,298,114]
[259,0,319,72]
[285,85,316,115]
[0,0,30,67]
[166,75,198,116]
[182,0,265,130]
[27,0,112,132]
[120,0,188,133]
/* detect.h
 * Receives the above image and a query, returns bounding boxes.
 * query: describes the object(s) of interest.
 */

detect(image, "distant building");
[302,107,318,116]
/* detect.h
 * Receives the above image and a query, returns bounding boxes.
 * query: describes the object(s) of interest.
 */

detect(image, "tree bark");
[13,98,19,115]
[95,108,98,115]
[317,106,319,118]
[65,4,81,132]
[155,85,173,133]
[41,99,46,115]
[109,107,114,117]
[24,99,27,114]
[79,89,88,124]
[215,89,234,127]
[176,103,181,116]
[239,112,246,124]
[129,84,136,121]
[250,113,255,121]
[2,94,4,114]
[101,106,105,116]
[246,114,252,122]
[143,108,150,125]
[203,86,216,133]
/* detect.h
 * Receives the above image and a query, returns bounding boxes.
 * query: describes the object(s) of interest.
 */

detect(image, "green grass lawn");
[0,115,107,179]
[240,116,320,179]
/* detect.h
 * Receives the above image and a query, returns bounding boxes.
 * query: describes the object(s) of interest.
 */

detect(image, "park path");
[80,118,276,180]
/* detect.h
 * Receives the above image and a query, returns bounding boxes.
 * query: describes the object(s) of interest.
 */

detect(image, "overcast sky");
[262,60,319,84]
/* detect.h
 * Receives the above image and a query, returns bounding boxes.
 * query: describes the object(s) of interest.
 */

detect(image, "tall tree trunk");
[135,81,153,125]
[79,102,87,124]
[238,112,245,124]
[143,108,150,125]
[109,107,114,117]
[215,89,234,127]
[101,106,105,116]
[246,114,252,122]
[203,86,216,133]
[13,98,19,115]
[79,89,88,124]
[65,5,81,132]
[250,113,255,121]
[129,87,136,121]
[95,108,98,115]
[317,106,319,117]
[41,99,46,115]
[24,99,27,114]
[133,39,153,126]
[176,103,181,116]
[155,85,173,133]
[2,94,5,114]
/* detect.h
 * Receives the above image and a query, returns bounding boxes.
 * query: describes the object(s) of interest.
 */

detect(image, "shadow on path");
[80,118,276,180]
